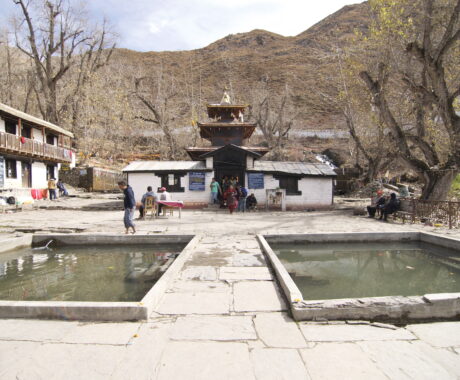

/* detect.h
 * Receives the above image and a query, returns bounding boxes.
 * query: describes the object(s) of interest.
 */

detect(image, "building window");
[46,164,56,180]
[277,176,302,196]
[5,120,16,135]
[21,125,32,139]
[46,134,56,145]
[6,159,17,178]
[157,173,185,192]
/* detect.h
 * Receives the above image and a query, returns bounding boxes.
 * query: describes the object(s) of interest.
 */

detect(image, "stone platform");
[0,204,459,378]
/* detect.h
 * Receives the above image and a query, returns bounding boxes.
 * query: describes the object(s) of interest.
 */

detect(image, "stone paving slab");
[300,343,387,380]
[299,323,416,342]
[58,321,141,345]
[233,281,287,312]
[0,319,76,342]
[111,320,173,379]
[232,252,266,266]
[406,322,460,348]
[219,267,273,281]
[0,340,125,379]
[254,313,307,348]
[156,292,230,315]
[180,266,218,281]
[171,315,257,341]
[156,341,255,380]
[251,348,311,380]
[167,280,230,293]
[357,341,458,380]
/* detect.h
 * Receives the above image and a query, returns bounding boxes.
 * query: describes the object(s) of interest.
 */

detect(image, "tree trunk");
[421,169,456,201]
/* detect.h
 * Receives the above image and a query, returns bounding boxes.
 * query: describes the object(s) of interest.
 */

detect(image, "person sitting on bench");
[246,193,258,211]
[139,186,157,219]
[380,192,400,221]
[367,190,386,218]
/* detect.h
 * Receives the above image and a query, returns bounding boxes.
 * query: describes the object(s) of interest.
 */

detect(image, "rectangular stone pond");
[258,232,460,322]
[0,234,198,321]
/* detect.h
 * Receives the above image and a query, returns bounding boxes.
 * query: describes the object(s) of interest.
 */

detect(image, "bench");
[392,199,415,224]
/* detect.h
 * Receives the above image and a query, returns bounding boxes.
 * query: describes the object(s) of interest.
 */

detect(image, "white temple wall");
[127,171,214,207]
[246,174,333,210]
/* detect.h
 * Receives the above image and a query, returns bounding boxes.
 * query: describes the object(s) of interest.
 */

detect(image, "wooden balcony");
[0,131,72,163]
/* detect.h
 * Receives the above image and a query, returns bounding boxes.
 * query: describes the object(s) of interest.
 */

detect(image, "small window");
[5,120,16,135]
[46,164,56,180]
[21,125,32,139]
[6,159,17,178]
[157,173,184,192]
[277,176,302,196]
[46,134,56,145]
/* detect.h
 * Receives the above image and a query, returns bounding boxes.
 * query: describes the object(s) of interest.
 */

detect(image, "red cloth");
[20,136,26,144]
[157,201,184,208]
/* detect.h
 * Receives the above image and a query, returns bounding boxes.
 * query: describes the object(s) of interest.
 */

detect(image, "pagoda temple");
[123,91,336,210]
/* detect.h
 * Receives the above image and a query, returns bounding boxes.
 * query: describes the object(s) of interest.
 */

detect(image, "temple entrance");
[212,145,247,189]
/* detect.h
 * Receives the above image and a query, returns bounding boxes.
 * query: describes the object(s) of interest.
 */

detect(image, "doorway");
[21,162,31,188]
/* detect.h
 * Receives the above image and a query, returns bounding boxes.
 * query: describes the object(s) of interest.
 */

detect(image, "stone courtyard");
[0,196,459,379]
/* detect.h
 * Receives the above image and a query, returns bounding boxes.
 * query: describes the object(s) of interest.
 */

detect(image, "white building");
[123,99,335,210]
[0,103,74,192]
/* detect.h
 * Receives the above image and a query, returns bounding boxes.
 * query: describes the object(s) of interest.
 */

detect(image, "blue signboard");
[189,172,206,191]
[248,173,264,189]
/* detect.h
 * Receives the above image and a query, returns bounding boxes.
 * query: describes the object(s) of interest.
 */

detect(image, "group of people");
[117,181,171,234]
[47,178,68,200]
[367,190,400,222]
[210,177,257,214]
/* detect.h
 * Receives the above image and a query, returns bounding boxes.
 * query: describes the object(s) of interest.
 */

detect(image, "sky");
[2,0,366,52]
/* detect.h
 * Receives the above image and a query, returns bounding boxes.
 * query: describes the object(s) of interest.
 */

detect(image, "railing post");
[448,201,453,230]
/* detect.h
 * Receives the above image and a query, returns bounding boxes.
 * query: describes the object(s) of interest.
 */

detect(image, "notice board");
[189,172,206,191]
[248,173,264,189]
[0,156,4,188]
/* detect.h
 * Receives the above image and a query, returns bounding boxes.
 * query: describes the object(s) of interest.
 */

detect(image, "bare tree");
[133,68,188,160]
[359,0,460,200]
[11,0,115,124]
[250,81,297,160]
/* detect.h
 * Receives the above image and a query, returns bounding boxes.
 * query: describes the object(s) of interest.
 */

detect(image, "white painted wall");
[3,160,22,188]
[246,174,333,208]
[0,117,5,132]
[206,157,213,169]
[32,162,48,188]
[127,171,333,208]
[128,171,215,204]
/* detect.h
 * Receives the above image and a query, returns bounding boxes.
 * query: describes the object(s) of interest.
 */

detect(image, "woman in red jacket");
[224,185,238,214]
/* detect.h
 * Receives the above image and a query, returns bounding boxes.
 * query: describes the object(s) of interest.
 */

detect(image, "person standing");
[48,178,57,200]
[237,184,248,212]
[224,185,238,214]
[210,178,221,204]
[118,181,136,234]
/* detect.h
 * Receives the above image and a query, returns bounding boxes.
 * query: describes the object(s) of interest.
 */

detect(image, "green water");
[272,242,460,300]
[0,244,185,302]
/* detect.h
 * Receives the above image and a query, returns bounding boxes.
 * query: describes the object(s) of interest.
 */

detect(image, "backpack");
[240,187,248,197]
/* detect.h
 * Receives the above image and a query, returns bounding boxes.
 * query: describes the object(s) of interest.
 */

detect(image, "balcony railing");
[0,131,72,163]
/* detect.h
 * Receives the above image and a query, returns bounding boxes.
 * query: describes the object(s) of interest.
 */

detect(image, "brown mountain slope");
[112,2,370,129]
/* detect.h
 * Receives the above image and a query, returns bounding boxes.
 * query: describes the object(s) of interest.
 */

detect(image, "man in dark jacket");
[118,181,136,234]
[380,193,400,221]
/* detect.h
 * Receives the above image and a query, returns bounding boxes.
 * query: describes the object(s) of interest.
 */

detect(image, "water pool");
[0,244,185,302]
[272,241,460,301]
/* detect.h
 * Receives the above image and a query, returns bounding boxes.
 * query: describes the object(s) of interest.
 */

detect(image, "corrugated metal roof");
[249,161,336,176]
[0,102,74,138]
[123,161,209,172]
